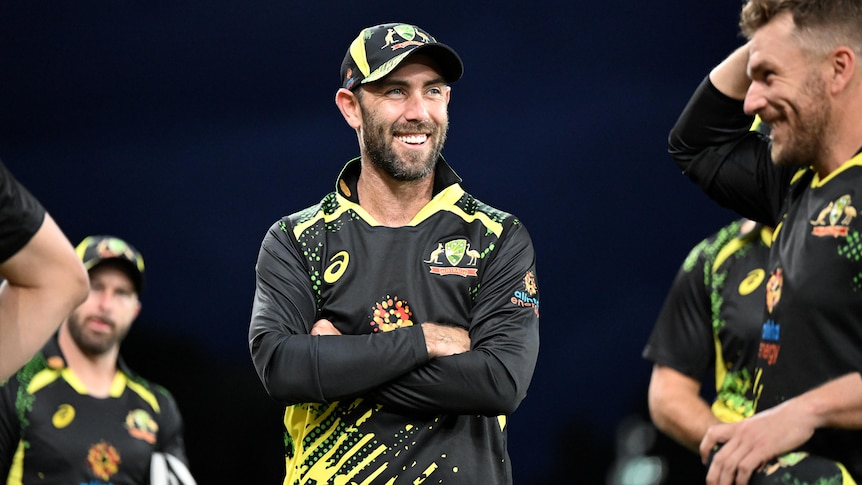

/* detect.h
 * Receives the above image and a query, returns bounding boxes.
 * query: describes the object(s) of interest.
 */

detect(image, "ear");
[828,46,856,94]
[335,88,362,129]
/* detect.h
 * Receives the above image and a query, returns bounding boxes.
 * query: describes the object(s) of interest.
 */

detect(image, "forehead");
[749,13,806,68]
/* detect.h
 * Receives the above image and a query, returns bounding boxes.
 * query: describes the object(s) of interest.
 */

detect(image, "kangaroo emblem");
[381,28,398,49]
[811,195,858,226]
[424,243,444,264]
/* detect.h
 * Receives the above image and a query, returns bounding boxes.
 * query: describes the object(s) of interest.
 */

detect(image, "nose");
[743,82,767,116]
[92,289,114,312]
[403,93,430,122]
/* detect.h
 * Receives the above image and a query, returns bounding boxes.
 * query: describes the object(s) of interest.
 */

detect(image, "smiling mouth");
[395,134,428,145]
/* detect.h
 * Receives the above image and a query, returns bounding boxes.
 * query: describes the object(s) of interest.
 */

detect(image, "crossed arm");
[248,221,539,417]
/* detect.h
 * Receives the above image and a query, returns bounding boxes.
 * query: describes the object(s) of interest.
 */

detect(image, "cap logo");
[97,238,141,270]
[381,25,432,51]
[342,22,461,90]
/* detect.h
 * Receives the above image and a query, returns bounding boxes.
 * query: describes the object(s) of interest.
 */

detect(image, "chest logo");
[370,295,414,332]
[87,441,121,481]
[126,409,158,444]
[52,403,75,429]
[810,194,856,238]
[738,268,766,296]
[324,251,350,284]
[424,239,479,277]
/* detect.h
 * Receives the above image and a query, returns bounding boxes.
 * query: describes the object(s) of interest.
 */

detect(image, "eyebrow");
[378,76,448,89]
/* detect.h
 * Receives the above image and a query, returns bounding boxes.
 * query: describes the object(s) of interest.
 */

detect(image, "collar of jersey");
[810,151,862,187]
[335,156,463,203]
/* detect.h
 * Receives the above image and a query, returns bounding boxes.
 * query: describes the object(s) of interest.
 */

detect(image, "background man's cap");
[75,235,145,293]
[340,23,463,90]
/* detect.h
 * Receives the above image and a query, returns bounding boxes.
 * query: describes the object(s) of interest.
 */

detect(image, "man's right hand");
[421,322,470,358]
[311,319,342,336]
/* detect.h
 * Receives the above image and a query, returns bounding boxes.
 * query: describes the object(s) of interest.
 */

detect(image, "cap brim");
[362,43,463,87]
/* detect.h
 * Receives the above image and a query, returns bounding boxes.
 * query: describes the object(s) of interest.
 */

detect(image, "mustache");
[392,121,436,133]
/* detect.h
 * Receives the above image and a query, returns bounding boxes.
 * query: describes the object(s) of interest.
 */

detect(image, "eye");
[386,87,406,96]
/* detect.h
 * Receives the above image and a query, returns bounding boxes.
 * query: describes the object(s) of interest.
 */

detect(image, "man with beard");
[668,0,862,484]
[0,235,196,485]
[248,23,540,484]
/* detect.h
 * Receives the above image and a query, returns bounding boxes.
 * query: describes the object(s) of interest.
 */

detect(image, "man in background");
[0,235,195,484]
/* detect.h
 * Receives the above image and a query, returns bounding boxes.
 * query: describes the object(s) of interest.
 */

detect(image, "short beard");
[360,104,448,181]
[771,69,830,167]
[66,311,127,356]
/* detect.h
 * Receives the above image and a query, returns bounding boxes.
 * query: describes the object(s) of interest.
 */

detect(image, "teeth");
[396,134,427,144]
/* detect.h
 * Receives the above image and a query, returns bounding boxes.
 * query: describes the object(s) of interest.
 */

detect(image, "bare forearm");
[789,373,862,430]
[648,365,720,451]
[709,43,751,101]
[0,214,88,379]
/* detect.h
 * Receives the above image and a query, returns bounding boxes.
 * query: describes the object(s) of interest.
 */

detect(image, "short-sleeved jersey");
[0,335,192,485]
[643,219,771,422]
[249,157,540,485]
[669,77,862,479]
[0,160,45,263]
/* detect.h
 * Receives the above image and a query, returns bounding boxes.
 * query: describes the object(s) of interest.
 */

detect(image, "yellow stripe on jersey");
[293,184,504,238]
[124,372,161,413]
[6,440,25,485]
[27,368,62,394]
[412,185,505,237]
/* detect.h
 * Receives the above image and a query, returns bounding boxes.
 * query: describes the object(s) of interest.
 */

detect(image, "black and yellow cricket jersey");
[669,77,862,480]
[249,157,540,484]
[0,335,191,485]
[643,219,771,422]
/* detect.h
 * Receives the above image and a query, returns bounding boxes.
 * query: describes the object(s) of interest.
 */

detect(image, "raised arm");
[709,43,752,100]
[0,212,88,379]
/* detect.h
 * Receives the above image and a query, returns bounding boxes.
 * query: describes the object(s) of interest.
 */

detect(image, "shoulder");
[122,368,180,415]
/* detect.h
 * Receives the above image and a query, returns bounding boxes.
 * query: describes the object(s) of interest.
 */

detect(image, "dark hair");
[740,0,862,55]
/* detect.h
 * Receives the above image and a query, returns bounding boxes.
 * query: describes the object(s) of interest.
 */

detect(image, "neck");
[818,82,862,176]
[58,324,119,398]
[356,161,435,227]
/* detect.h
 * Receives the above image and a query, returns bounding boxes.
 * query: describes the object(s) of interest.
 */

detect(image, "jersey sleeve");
[248,220,431,405]
[365,221,540,416]
[668,76,793,226]
[153,386,190,465]
[0,160,46,263]
[0,377,21,480]
[642,241,715,381]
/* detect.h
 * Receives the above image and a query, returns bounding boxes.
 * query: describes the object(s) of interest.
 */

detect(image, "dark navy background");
[1,2,744,482]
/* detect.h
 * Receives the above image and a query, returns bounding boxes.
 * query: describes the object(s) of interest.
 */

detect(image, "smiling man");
[668,1,862,484]
[249,23,540,484]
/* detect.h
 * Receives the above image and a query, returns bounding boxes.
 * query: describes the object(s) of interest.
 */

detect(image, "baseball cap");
[75,236,145,293]
[340,23,463,90]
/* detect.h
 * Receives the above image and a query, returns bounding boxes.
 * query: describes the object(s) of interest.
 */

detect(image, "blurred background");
[0,1,746,483]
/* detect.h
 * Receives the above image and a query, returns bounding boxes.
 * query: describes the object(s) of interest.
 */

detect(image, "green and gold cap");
[75,235,145,293]
[340,23,463,90]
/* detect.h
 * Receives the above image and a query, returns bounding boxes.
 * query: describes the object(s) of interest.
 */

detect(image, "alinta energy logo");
[810,194,857,238]
[759,268,783,366]
[423,239,479,277]
[511,271,539,317]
